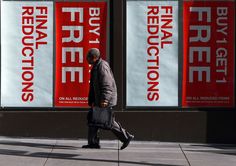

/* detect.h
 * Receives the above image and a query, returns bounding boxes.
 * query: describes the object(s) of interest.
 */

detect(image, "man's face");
[86,55,96,65]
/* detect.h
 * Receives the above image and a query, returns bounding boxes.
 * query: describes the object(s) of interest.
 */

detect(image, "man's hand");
[100,100,108,108]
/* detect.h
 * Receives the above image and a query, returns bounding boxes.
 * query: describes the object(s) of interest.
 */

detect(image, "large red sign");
[55,2,107,107]
[182,1,235,107]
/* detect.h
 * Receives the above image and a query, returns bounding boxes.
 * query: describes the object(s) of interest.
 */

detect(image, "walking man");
[82,48,134,150]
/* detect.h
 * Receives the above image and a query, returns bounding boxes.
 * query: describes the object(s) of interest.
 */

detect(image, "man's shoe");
[82,144,101,149]
[120,134,134,150]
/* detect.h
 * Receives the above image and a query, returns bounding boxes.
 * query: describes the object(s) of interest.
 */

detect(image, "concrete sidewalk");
[0,137,235,166]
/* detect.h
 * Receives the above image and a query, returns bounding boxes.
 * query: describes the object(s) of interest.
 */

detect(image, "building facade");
[0,0,235,143]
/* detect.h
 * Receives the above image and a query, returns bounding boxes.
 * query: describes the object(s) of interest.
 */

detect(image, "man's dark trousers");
[87,111,131,145]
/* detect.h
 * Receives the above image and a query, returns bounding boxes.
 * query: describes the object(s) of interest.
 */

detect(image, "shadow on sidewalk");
[0,140,77,150]
[0,141,184,166]
[0,148,184,166]
[185,144,236,156]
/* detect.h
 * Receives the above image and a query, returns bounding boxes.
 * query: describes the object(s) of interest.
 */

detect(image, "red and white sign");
[182,1,235,107]
[1,1,53,107]
[126,1,179,106]
[55,2,107,107]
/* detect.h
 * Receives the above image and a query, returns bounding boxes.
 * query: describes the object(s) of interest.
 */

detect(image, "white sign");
[126,1,178,106]
[1,1,53,107]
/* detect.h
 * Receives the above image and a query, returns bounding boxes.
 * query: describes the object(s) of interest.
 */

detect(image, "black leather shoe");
[120,134,134,150]
[82,144,101,149]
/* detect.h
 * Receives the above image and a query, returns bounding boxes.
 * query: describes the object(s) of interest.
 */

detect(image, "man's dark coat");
[88,58,117,107]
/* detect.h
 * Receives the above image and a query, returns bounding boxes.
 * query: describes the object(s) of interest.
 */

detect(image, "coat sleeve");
[98,63,114,102]
[88,80,95,106]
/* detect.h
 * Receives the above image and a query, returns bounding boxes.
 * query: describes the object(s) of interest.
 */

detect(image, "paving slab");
[45,140,119,166]
[119,142,188,166]
[180,143,236,166]
[0,137,56,166]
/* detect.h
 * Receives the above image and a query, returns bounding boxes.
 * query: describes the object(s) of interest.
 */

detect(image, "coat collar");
[93,58,102,69]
